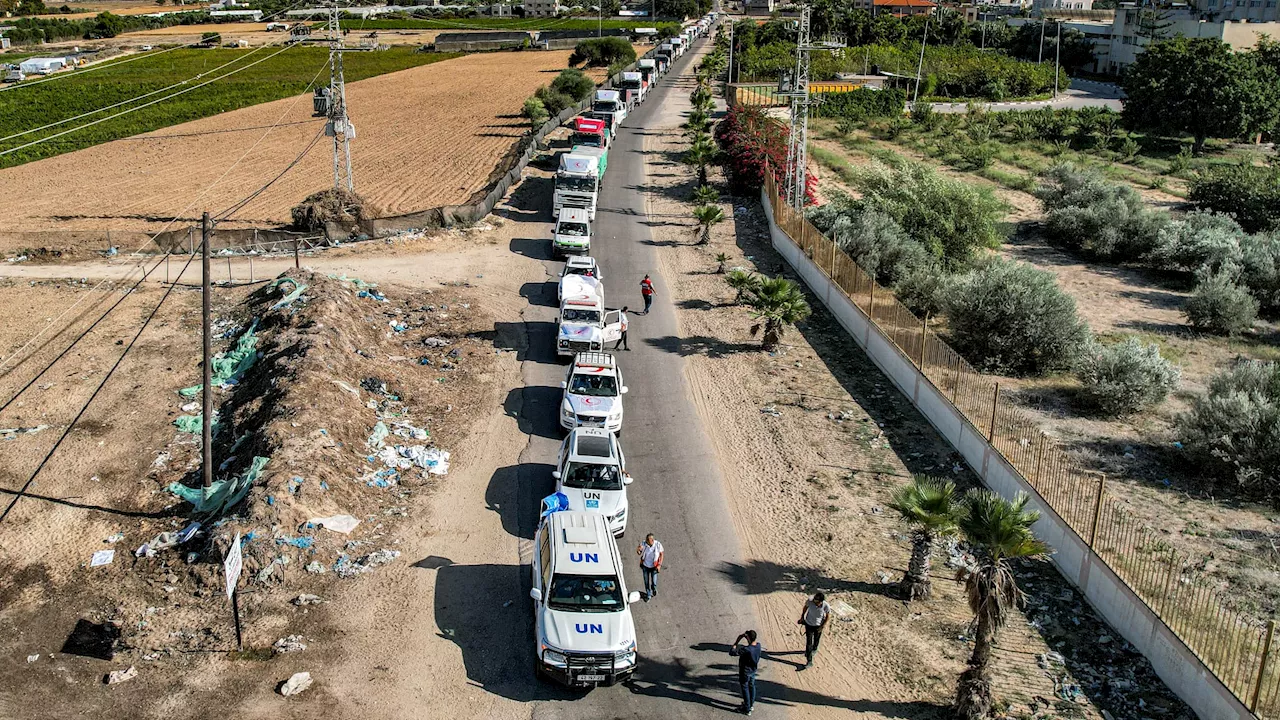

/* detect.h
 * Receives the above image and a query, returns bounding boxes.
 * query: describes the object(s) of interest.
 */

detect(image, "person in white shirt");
[798,592,831,668]
[635,533,663,601]
[614,306,630,351]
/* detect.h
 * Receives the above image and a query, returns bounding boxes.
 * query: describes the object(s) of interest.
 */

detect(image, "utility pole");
[597,3,602,37]
[1038,16,1046,63]
[1053,20,1061,99]
[781,4,843,213]
[727,20,734,84]
[200,212,213,490]
[913,19,928,104]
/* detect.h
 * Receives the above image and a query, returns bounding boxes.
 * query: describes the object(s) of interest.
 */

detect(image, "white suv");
[531,511,640,686]
[553,428,631,537]
[560,352,627,434]
[558,255,603,303]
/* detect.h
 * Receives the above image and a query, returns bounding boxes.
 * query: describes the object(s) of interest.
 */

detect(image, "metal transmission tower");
[778,5,842,213]
[310,2,370,193]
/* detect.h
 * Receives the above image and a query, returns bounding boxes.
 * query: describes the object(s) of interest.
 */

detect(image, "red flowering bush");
[713,103,816,204]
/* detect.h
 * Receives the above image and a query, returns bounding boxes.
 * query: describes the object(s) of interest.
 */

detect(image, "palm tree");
[715,253,728,274]
[691,184,720,205]
[685,135,718,185]
[725,269,760,304]
[954,490,1050,720]
[888,477,962,602]
[692,204,725,245]
[746,276,811,350]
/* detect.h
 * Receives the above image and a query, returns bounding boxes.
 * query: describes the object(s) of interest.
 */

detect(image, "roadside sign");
[224,533,242,600]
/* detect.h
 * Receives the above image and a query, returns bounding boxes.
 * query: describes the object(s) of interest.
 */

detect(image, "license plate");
[577,674,606,682]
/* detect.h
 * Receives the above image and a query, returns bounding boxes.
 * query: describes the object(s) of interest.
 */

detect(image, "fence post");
[1252,619,1277,712]
[868,280,876,320]
[1088,474,1107,548]
[830,235,837,279]
[987,382,1000,442]
[951,356,961,403]
[1031,434,1045,485]
[294,238,300,269]
[226,256,232,284]
[249,254,254,283]
[917,314,928,370]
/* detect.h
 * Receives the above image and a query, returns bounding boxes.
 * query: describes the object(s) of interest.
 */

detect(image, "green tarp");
[270,277,308,310]
[168,456,269,517]
[179,319,260,398]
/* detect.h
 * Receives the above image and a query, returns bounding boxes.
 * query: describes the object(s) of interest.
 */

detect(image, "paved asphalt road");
[498,33,789,720]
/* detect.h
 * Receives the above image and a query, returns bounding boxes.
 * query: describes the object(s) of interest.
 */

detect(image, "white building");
[524,0,562,16]
[1033,0,1094,11]
[19,57,68,74]
[1191,0,1279,22]
[209,9,264,20]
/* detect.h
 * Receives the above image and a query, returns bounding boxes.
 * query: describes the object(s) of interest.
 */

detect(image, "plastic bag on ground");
[179,320,261,397]
[269,277,309,310]
[167,456,269,517]
[310,514,360,534]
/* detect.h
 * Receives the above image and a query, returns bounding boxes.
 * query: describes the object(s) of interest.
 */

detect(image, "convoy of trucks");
[534,14,717,688]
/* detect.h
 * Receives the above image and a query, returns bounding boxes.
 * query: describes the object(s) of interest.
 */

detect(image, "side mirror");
[622,474,633,486]
[552,470,562,480]
[530,588,543,602]
[628,591,641,604]
[621,386,629,394]
[560,381,568,389]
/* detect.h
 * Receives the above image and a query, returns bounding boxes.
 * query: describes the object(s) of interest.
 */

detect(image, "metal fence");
[730,81,876,108]
[763,170,1280,717]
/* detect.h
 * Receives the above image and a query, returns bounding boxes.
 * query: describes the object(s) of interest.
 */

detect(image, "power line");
[0,43,297,158]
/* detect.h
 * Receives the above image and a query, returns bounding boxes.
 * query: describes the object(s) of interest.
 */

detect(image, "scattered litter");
[134,522,201,558]
[90,549,115,567]
[367,421,389,449]
[389,320,408,333]
[383,506,408,516]
[305,561,327,574]
[279,671,313,697]
[333,549,401,578]
[273,635,307,654]
[151,451,170,469]
[178,320,261,397]
[269,278,309,310]
[288,476,304,494]
[875,570,892,584]
[180,401,199,413]
[331,380,361,397]
[760,405,781,417]
[167,456,268,517]
[105,533,124,544]
[292,594,324,606]
[827,410,855,423]
[105,666,136,685]
[275,536,314,549]
[423,336,450,347]
[376,445,450,475]
[831,600,856,620]
[358,289,388,302]
[310,514,360,534]
[1,425,50,441]
[27,654,39,663]
[103,246,119,257]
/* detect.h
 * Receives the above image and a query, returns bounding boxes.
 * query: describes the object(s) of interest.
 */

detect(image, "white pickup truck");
[553,428,632,536]
[560,351,627,434]
[557,288,623,357]
[530,510,640,686]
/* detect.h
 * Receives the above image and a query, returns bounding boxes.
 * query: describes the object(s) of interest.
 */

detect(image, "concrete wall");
[760,188,1254,720]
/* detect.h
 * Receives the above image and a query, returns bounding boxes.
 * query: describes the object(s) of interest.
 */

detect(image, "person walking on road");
[636,533,663,600]
[798,592,831,669]
[614,306,630,351]
[730,629,763,715]
[639,275,655,314]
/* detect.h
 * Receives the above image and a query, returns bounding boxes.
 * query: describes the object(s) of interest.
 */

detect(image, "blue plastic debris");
[1172,441,1184,449]
[276,536,314,549]
[319,481,329,491]
[288,476,304,494]
[266,495,275,506]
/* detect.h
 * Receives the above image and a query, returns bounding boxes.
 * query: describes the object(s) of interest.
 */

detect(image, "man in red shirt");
[640,275,655,314]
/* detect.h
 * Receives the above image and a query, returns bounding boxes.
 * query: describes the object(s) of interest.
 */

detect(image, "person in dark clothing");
[729,629,763,715]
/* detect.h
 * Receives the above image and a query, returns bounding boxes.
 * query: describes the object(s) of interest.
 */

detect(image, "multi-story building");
[865,0,938,16]
[524,0,562,16]
[1191,0,1279,22]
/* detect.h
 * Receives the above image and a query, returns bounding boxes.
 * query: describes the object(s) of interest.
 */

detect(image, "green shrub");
[1076,337,1180,416]
[1190,164,1280,233]
[943,258,1092,376]
[822,208,931,285]
[1184,267,1259,335]
[894,263,950,318]
[550,68,596,102]
[959,143,995,170]
[1148,210,1246,272]
[1176,360,1280,499]
[910,100,937,130]
[1037,162,1167,261]
[534,86,574,116]
[569,36,636,68]
[522,97,549,129]
[1239,232,1280,315]
[813,87,907,121]
[841,158,1005,266]
[1118,137,1140,162]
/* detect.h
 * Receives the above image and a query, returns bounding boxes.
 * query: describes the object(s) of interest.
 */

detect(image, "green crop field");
[0,45,460,168]
[338,18,679,32]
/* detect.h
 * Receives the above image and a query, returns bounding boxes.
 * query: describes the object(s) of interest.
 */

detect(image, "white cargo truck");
[554,153,600,221]
[530,510,640,686]
[591,89,627,126]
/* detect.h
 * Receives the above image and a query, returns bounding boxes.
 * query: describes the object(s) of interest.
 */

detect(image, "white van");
[531,510,640,686]
[553,207,591,257]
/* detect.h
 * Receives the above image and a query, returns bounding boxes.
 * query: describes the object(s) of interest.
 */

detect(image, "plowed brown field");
[0,50,591,236]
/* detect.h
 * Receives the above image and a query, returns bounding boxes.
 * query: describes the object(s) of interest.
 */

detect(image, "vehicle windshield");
[558,222,589,237]
[570,373,618,397]
[620,80,640,89]
[564,265,595,277]
[563,460,623,491]
[556,176,596,193]
[592,101,621,113]
[548,574,624,612]
[570,132,603,148]
[562,309,601,324]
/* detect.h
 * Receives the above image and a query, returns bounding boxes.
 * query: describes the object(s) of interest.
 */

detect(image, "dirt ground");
[809,122,1280,625]
[0,50,596,238]
[645,115,1190,717]
[30,1,208,21]
[0,212,549,718]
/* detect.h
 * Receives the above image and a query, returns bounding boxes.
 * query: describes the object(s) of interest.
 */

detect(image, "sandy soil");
[31,2,208,21]
[810,123,1280,624]
[0,50,591,240]
[646,115,1190,718]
